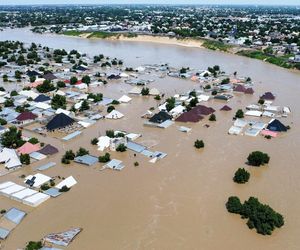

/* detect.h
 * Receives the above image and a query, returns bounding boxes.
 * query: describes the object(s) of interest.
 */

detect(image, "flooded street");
[0,28,300,250]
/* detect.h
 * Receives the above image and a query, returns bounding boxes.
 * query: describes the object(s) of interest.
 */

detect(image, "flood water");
[0,28,300,250]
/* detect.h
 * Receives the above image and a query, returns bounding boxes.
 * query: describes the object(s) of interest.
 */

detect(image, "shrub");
[98,153,111,163]
[247,151,270,166]
[0,118,7,125]
[28,137,39,144]
[235,109,244,118]
[112,100,120,105]
[91,138,99,145]
[40,183,50,191]
[233,168,250,184]
[59,185,70,192]
[0,209,6,214]
[141,87,149,96]
[116,143,127,152]
[209,114,216,121]
[107,105,115,113]
[20,154,30,165]
[134,161,139,167]
[154,95,161,100]
[194,140,205,149]
[76,147,89,157]
[106,130,115,138]
[25,241,43,250]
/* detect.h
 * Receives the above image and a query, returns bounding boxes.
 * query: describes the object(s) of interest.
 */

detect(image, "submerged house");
[261,92,275,100]
[149,111,172,124]
[46,113,75,131]
[16,112,38,124]
[0,148,22,169]
[267,119,287,132]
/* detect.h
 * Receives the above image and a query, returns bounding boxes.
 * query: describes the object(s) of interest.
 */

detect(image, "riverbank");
[61,30,299,71]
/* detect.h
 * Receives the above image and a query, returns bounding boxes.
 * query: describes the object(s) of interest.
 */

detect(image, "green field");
[202,40,232,52]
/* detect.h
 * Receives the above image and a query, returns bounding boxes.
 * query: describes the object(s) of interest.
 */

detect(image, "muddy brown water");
[0,28,300,250]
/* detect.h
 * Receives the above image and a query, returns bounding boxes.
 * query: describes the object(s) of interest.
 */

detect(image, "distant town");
[1,5,300,69]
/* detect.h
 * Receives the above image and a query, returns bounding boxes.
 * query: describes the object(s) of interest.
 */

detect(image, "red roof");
[220,105,232,111]
[175,111,204,123]
[16,112,37,121]
[233,84,246,93]
[245,88,254,94]
[192,105,215,116]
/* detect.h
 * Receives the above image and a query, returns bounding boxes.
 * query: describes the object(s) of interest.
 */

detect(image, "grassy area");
[202,40,232,52]
[62,30,87,36]
[87,31,118,39]
[237,50,293,69]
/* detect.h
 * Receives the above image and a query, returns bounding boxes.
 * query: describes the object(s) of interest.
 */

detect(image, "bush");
[247,151,270,166]
[194,140,204,149]
[106,130,115,138]
[98,153,111,163]
[235,109,244,118]
[226,196,284,235]
[0,209,6,214]
[76,147,89,156]
[141,87,149,96]
[91,138,99,145]
[28,137,39,144]
[107,105,115,113]
[116,143,127,152]
[112,100,120,105]
[20,154,30,165]
[0,118,7,125]
[40,183,50,191]
[134,161,139,167]
[62,150,75,164]
[209,114,216,121]
[154,95,161,100]
[233,168,250,184]
[25,241,43,250]
[59,185,70,192]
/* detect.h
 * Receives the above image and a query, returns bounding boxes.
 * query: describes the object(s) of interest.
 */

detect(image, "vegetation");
[98,153,111,163]
[194,139,205,149]
[76,147,89,156]
[59,185,70,192]
[20,154,30,165]
[61,150,75,164]
[141,87,150,96]
[247,151,270,166]
[235,109,244,119]
[166,97,176,112]
[25,241,43,250]
[233,168,250,184]
[36,80,55,93]
[226,196,284,235]
[91,138,99,145]
[1,126,24,148]
[51,94,66,110]
[28,137,39,144]
[209,114,216,121]
[116,143,127,152]
[107,105,115,113]
[203,40,232,52]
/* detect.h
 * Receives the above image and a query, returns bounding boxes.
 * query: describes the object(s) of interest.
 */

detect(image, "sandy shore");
[113,35,205,48]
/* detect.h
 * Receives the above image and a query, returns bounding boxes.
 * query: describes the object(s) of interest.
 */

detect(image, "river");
[0,28,300,250]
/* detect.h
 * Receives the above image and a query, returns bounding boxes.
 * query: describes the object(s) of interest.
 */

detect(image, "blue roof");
[62,130,82,141]
[44,188,61,198]
[98,97,113,106]
[34,94,51,102]
[4,207,26,224]
[74,155,98,166]
[0,227,10,239]
[127,141,146,153]
[37,162,56,171]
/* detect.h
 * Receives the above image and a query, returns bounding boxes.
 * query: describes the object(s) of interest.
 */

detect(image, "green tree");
[194,139,204,149]
[70,76,78,85]
[233,168,250,183]
[51,94,66,110]
[98,153,111,163]
[1,126,24,148]
[141,87,149,96]
[247,151,270,166]
[76,147,89,156]
[209,114,216,121]
[116,143,127,152]
[235,109,244,119]
[81,75,91,84]
[20,154,30,165]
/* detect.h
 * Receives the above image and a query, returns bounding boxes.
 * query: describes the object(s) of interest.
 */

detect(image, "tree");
[28,137,39,144]
[76,147,89,156]
[107,105,115,113]
[98,153,111,163]
[10,90,18,96]
[51,94,66,110]
[70,76,78,85]
[57,81,66,88]
[112,100,120,105]
[116,143,127,152]
[36,80,55,93]
[79,100,90,111]
[91,138,98,145]
[106,130,115,138]
[226,196,243,214]
[209,114,216,121]
[4,99,14,107]
[189,97,198,107]
[61,150,75,164]
[141,87,149,96]
[166,97,176,111]
[233,168,250,183]
[154,95,161,100]
[1,126,24,148]
[226,196,284,235]
[258,99,265,105]
[247,151,270,166]
[81,75,91,84]
[194,139,204,149]
[0,118,7,125]
[20,154,30,165]
[235,109,244,119]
